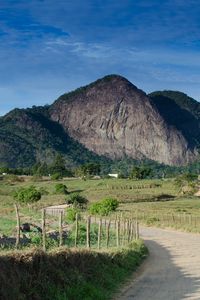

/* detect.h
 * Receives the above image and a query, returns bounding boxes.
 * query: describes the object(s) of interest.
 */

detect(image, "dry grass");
[0,240,147,300]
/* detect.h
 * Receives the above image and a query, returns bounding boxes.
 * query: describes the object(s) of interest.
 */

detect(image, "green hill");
[149,91,200,148]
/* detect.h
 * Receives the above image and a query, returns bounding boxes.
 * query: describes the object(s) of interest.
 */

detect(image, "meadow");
[0,175,200,237]
[1,175,200,299]
[0,176,150,299]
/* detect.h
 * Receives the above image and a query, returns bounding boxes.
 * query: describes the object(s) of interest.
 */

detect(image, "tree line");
[1,153,200,179]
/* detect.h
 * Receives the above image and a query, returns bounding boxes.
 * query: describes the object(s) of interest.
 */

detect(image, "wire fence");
[0,205,140,251]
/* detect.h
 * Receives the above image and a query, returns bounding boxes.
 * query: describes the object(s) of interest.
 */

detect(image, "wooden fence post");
[114,216,117,229]
[135,220,139,239]
[59,211,63,247]
[75,213,79,247]
[98,218,102,249]
[189,215,192,226]
[86,216,91,248]
[125,220,128,244]
[127,220,131,243]
[106,220,111,248]
[130,221,134,241]
[122,219,126,246]
[132,221,136,241]
[116,220,120,247]
[42,209,46,252]
[194,216,197,228]
[14,204,20,248]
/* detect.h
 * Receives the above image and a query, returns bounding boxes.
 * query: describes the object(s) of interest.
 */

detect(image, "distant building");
[2,173,7,176]
[108,173,119,178]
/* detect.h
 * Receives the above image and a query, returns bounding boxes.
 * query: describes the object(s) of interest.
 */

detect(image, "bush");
[66,193,88,208]
[51,173,63,180]
[66,207,80,223]
[130,166,152,180]
[89,202,102,215]
[89,197,119,216]
[13,186,41,204]
[174,173,198,187]
[55,183,68,195]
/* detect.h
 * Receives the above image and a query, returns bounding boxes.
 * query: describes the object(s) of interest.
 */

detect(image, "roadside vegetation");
[0,240,147,300]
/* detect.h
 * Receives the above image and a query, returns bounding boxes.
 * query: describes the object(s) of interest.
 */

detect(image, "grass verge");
[0,240,147,300]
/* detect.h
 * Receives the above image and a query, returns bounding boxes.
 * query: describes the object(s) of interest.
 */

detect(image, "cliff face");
[50,75,197,166]
[1,74,199,168]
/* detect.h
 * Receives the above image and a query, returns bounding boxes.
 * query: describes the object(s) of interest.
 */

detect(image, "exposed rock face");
[1,74,199,167]
[50,75,197,166]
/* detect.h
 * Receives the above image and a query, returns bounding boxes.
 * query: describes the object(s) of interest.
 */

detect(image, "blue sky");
[0,0,200,115]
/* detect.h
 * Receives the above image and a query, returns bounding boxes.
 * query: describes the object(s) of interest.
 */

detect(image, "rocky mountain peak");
[50,75,198,166]
[1,75,199,168]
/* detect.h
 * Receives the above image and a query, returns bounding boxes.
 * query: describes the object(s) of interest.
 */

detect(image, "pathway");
[117,227,200,300]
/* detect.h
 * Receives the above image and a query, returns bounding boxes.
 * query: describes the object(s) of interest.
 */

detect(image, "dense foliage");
[77,163,101,177]
[89,197,119,216]
[130,166,153,179]
[66,207,79,223]
[13,186,41,204]
[149,91,200,148]
[66,193,88,208]
[0,108,111,169]
[55,183,68,195]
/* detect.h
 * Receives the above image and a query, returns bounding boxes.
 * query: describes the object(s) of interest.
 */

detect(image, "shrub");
[51,173,63,180]
[89,197,119,216]
[66,207,80,223]
[13,186,41,204]
[174,173,198,187]
[66,193,88,208]
[55,183,68,195]
[130,166,153,180]
[89,202,102,215]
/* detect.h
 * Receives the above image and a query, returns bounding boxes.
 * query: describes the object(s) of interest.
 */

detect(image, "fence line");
[0,206,140,251]
[124,210,200,230]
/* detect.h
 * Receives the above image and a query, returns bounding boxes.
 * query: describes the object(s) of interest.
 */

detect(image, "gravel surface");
[117,227,200,300]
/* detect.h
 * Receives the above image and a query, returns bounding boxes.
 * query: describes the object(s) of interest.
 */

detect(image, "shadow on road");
[118,239,200,300]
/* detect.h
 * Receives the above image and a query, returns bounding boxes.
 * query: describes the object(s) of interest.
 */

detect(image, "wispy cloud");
[0,0,200,115]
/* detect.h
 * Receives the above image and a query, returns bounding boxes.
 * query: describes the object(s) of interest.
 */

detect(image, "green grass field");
[1,176,199,299]
[1,176,200,236]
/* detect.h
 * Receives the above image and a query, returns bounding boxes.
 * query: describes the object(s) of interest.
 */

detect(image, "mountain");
[49,75,197,166]
[149,91,200,149]
[0,106,110,168]
[0,75,199,168]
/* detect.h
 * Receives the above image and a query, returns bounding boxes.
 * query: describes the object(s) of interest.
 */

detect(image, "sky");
[0,0,200,115]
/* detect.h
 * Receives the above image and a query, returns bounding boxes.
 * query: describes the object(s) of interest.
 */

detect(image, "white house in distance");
[108,173,119,178]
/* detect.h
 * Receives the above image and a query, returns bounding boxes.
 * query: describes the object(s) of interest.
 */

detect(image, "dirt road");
[117,227,200,300]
